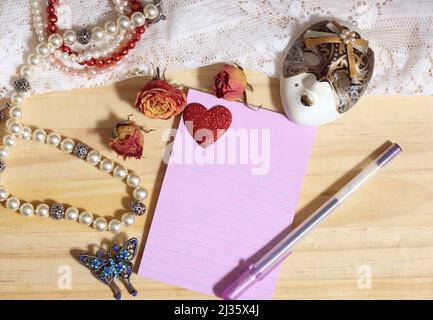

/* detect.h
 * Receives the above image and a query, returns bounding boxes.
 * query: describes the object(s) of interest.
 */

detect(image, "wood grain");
[0,65,432,299]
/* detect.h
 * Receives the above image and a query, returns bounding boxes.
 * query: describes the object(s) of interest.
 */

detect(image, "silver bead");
[13,78,31,92]
[20,203,34,217]
[77,29,92,45]
[121,212,135,226]
[65,207,79,221]
[49,203,65,220]
[108,219,123,233]
[79,211,94,225]
[72,142,90,159]
[36,203,50,217]
[93,217,108,232]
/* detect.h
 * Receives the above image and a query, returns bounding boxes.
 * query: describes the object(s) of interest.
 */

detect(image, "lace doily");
[1,0,433,98]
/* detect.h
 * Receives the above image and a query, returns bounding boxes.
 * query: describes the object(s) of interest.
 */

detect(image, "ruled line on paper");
[138,89,317,299]
[172,164,303,197]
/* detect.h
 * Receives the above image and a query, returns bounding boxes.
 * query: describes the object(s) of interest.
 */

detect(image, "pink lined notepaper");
[138,89,316,299]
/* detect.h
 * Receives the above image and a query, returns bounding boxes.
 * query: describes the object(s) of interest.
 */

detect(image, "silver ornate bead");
[0,160,5,173]
[72,142,90,159]
[49,203,65,220]
[13,78,31,93]
[129,200,146,216]
[77,28,92,45]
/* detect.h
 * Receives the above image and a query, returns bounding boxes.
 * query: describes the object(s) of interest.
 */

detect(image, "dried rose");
[213,64,248,101]
[109,119,152,160]
[135,79,187,120]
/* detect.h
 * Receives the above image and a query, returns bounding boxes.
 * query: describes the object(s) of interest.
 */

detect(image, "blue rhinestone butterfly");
[79,238,138,300]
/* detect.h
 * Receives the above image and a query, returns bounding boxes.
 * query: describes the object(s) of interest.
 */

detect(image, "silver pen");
[222,142,402,300]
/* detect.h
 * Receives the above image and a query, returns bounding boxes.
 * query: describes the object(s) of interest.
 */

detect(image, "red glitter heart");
[183,103,232,148]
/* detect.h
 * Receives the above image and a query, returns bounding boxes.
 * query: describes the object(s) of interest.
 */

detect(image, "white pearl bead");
[0,146,9,159]
[60,138,75,153]
[133,186,148,200]
[86,150,101,165]
[0,187,9,201]
[6,197,20,211]
[8,121,22,135]
[9,106,23,119]
[65,207,79,221]
[32,129,46,143]
[20,65,33,78]
[115,5,125,13]
[92,26,105,41]
[121,212,135,226]
[48,33,63,49]
[3,135,17,147]
[113,165,128,179]
[93,217,108,232]
[30,1,40,8]
[27,54,41,66]
[36,43,50,57]
[79,211,94,226]
[105,21,118,35]
[143,4,160,21]
[117,15,131,30]
[113,0,123,5]
[20,127,32,140]
[20,203,34,217]
[131,12,145,26]
[63,30,76,45]
[46,132,61,146]
[99,159,114,173]
[11,92,25,106]
[36,203,50,217]
[108,219,123,234]
[126,174,141,188]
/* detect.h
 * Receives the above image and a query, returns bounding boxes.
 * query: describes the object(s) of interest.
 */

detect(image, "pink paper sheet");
[138,89,316,299]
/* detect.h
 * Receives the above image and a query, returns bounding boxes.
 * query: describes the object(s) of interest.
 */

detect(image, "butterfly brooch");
[79,238,138,300]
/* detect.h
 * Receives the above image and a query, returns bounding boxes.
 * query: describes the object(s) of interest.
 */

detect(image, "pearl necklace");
[0,0,163,233]
[30,0,162,72]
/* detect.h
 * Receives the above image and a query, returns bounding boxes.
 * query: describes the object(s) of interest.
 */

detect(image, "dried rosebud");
[213,64,248,101]
[109,120,148,160]
[135,79,187,120]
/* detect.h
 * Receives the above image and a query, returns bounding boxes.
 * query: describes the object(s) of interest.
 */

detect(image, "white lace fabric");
[1,0,433,98]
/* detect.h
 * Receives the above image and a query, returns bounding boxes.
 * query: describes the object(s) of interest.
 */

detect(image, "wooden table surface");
[0,65,432,300]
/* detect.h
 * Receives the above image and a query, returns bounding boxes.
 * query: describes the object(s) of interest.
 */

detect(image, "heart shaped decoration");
[183,103,232,148]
